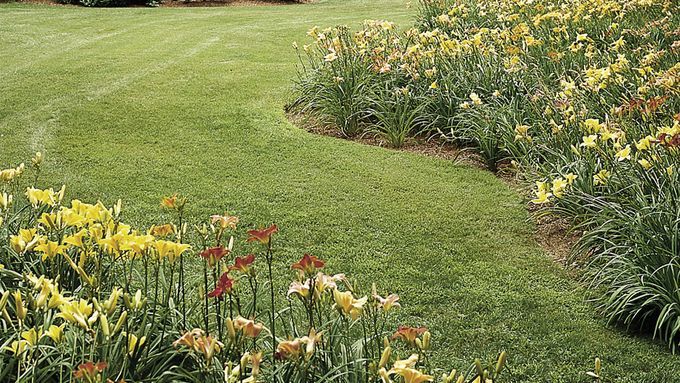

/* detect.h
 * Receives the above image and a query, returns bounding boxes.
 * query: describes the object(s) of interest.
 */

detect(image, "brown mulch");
[529,207,581,267]
[287,111,486,168]
[290,111,580,266]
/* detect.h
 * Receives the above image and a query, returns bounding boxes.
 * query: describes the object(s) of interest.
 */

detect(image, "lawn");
[0,0,678,381]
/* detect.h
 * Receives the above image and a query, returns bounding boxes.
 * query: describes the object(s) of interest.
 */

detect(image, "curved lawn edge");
[0,1,678,381]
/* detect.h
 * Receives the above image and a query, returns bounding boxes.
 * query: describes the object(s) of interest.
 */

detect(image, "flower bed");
[0,156,508,382]
[290,0,680,350]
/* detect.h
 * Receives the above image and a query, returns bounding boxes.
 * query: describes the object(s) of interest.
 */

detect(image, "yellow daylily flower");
[583,119,603,133]
[531,189,552,204]
[25,185,65,208]
[22,327,42,346]
[324,51,338,62]
[615,145,631,161]
[57,299,95,330]
[390,354,419,373]
[333,289,367,320]
[635,136,654,151]
[565,173,578,185]
[45,324,65,344]
[4,340,29,357]
[35,241,68,261]
[514,124,532,142]
[638,159,652,170]
[580,135,598,148]
[300,328,323,360]
[10,228,40,254]
[551,178,568,198]
[594,169,611,186]
[154,240,191,264]
[64,229,88,249]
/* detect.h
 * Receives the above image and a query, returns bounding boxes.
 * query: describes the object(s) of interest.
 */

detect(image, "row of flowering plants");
[0,155,506,382]
[290,0,680,351]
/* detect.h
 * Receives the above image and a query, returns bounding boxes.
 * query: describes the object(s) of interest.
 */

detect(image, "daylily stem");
[267,240,277,374]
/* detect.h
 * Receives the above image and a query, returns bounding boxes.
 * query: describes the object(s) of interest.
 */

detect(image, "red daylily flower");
[208,272,234,298]
[658,133,680,147]
[200,246,229,268]
[247,224,278,245]
[74,361,108,381]
[291,253,325,275]
[392,326,427,344]
[230,254,256,273]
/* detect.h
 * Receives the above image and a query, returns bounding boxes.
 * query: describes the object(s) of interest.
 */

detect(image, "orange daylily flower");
[149,224,174,238]
[193,334,222,366]
[392,326,427,344]
[160,193,186,210]
[394,368,434,383]
[291,253,325,275]
[173,329,222,366]
[246,224,278,245]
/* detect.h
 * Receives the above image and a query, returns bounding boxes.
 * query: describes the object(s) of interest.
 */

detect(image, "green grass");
[0,1,679,381]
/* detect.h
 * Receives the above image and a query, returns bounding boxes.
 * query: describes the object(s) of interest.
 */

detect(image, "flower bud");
[114,311,128,334]
[474,359,484,377]
[0,291,9,311]
[496,351,507,375]
[14,291,27,321]
[32,152,43,167]
[0,193,12,211]
[379,346,391,368]
[226,318,236,340]
[113,199,122,219]
[421,331,431,350]
[240,352,250,371]
[88,310,99,326]
[445,369,457,383]
[92,297,103,313]
[100,314,110,338]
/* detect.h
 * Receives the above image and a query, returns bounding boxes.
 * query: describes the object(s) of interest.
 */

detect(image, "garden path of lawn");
[1,1,678,381]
